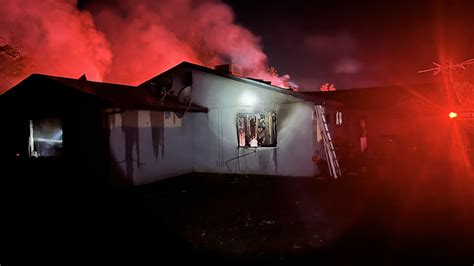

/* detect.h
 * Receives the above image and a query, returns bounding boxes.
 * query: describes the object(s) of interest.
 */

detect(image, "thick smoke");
[0,0,112,92]
[0,0,296,93]
[90,0,296,87]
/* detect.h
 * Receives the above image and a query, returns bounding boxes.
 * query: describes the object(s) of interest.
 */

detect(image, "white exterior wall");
[189,72,315,177]
[191,102,314,176]
[108,69,317,185]
[108,110,194,185]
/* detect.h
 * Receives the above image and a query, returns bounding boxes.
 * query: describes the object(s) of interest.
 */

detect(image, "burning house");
[3,61,472,187]
[1,62,332,186]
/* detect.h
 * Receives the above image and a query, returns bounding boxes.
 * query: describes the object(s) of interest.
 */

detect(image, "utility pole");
[419,58,474,111]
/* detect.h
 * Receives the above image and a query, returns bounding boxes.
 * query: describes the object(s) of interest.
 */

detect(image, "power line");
[418,58,474,77]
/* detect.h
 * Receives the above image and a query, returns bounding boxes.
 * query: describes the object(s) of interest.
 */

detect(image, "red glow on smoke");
[0,0,112,88]
[0,0,295,93]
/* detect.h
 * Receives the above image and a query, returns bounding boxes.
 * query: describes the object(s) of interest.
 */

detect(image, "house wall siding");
[108,110,194,185]
[111,70,317,185]
[189,72,314,177]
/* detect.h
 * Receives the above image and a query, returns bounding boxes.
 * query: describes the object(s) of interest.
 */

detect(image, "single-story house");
[3,62,470,186]
[1,62,335,186]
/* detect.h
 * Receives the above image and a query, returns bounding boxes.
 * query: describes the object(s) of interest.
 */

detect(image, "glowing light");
[52,130,63,140]
[240,92,258,106]
[320,83,336,91]
[449,112,458,119]
[34,138,63,143]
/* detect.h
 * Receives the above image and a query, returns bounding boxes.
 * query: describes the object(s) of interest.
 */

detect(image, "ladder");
[315,105,341,178]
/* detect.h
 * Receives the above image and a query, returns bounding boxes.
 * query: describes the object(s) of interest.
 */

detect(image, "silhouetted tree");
[0,36,30,92]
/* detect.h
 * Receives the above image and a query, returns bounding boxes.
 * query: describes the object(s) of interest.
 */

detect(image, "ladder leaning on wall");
[315,105,341,179]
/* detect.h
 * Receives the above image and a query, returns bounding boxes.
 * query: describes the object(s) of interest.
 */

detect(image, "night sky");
[37,0,474,90]
[223,0,474,89]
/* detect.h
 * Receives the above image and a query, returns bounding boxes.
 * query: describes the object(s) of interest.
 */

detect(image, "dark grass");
[5,167,474,265]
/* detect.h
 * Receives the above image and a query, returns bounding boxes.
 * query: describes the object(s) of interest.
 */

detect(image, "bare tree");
[419,59,474,111]
[0,36,31,92]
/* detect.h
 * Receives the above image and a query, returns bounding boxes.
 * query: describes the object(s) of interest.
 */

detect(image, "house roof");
[301,83,449,109]
[3,74,208,112]
[140,61,320,103]
[3,62,325,110]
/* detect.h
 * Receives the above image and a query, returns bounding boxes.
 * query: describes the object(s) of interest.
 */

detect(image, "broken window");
[237,112,277,148]
[28,118,63,157]
[336,111,343,126]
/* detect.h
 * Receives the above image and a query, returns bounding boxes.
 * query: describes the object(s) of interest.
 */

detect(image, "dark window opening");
[237,112,277,148]
[28,118,63,157]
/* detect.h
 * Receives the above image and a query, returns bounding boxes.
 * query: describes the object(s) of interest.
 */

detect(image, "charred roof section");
[3,74,208,113]
[140,61,320,103]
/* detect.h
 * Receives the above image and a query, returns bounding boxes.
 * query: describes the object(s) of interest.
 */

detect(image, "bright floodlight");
[240,92,257,106]
[449,112,458,119]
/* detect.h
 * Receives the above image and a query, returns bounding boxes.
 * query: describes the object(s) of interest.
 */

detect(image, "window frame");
[28,117,64,158]
[237,112,277,148]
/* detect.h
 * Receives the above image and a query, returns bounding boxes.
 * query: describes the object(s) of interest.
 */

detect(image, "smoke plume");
[0,0,296,93]
[0,0,112,92]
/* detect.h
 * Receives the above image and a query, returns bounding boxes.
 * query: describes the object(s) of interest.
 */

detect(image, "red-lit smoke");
[0,0,295,93]
[0,0,112,90]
